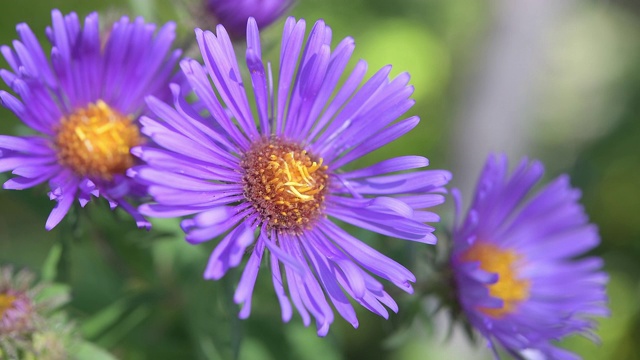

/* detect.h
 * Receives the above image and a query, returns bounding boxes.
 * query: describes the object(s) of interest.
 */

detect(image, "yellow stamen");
[0,293,17,319]
[55,100,142,180]
[460,241,530,318]
[241,138,329,233]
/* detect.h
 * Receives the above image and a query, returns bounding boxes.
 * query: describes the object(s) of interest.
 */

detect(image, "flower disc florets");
[459,241,530,318]
[54,101,142,180]
[241,138,328,233]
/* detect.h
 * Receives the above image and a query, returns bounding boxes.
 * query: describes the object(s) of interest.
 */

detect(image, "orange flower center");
[460,241,530,318]
[55,100,142,180]
[0,293,16,319]
[241,138,329,233]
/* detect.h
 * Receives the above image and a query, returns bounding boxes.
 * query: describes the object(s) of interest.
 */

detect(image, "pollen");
[460,241,530,318]
[241,138,329,233]
[54,100,142,180]
[0,293,16,319]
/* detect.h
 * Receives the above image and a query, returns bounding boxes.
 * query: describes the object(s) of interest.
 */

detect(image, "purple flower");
[130,17,451,335]
[0,268,46,336]
[205,0,294,38]
[0,266,73,358]
[0,10,182,230]
[0,286,34,337]
[451,154,609,359]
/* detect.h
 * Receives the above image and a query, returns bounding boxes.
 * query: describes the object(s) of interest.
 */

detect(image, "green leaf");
[80,298,135,340]
[73,341,118,360]
[41,243,62,282]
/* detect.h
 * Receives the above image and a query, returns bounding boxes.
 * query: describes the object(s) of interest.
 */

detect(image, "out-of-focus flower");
[0,266,72,359]
[130,17,451,335]
[0,9,182,230]
[204,0,294,38]
[450,154,608,359]
[0,272,36,338]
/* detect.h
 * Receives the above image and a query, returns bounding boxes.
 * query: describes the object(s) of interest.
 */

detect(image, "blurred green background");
[0,0,639,359]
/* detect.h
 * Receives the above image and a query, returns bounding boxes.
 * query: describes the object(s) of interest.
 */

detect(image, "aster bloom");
[0,10,182,230]
[450,154,608,359]
[130,18,451,335]
[205,0,294,38]
[0,266,71,358]
[0,274,35,338]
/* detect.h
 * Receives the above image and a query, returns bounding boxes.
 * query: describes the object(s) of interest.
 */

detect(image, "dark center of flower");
[0,293,16,319]
[54,100,142,180]
[240,138,329,233]
[460,241,530,318]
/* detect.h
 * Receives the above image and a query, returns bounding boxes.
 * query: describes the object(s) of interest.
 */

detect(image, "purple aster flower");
[0,266,73,358]
[205,0,294,38]
[450,154,609,359]
[0,9,182,230]
[130,18,451,335]
[0,286,34,337]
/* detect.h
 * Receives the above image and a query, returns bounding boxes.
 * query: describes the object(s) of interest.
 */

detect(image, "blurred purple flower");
[0,266,71,358]
[0,285,34,337]
[451,154,609,359]
[130,17,451,335]
[0,10,182,230]
[205,0,294,38]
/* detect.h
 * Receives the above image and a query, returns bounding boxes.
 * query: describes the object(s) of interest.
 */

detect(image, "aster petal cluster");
[130,17,451,335]
[205,0,294,38]
[450,154,609,359]
[0,9,182,230]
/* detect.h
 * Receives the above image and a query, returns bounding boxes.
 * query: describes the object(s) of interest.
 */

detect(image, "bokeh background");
[0,0,638,359]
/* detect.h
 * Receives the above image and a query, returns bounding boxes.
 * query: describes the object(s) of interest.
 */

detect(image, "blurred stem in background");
[450,0,575,197]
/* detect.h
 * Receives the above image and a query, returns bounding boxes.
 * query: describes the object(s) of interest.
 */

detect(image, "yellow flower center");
[55,100,142,180]
[241,138,329,233]
[460,241,530,318]
[0,293,16,319]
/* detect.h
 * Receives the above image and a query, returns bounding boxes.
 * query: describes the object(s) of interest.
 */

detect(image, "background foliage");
[0,0,638,359]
